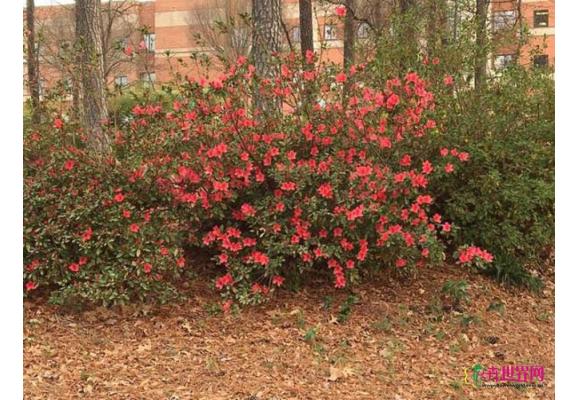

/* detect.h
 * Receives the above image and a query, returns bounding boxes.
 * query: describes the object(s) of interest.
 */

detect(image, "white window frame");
[144,33,156,52]
[114,75,129,87]
[324,24,337,41]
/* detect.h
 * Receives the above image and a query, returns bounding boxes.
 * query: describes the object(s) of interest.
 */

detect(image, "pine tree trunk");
[76,0,110,155]
[343,0,355,69]
[298,0,313,59]
[251,0,282,113]
[475,0,489,92]
[26,0,41,125]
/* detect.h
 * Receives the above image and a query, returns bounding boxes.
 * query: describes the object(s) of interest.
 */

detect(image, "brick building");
[25,0,555,98]
[490,0,555,70]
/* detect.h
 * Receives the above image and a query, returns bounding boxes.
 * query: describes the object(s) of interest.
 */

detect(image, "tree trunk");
[26,0,41,124]
[398,0,418,70]
[474,0,489,92]
[298,0,313,59]
[76,0,110,155]
[251,0,282,113]
[426,0,449,55]
[343,0,355,69]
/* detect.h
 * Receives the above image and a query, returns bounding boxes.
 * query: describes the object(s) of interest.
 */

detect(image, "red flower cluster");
[458,246,494,264]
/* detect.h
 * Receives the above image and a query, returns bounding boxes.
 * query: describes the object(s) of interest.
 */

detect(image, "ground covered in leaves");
[24,265,554,400]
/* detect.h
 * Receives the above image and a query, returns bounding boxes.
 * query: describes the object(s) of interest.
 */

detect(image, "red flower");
[68,263,80,272]
[422,160,433,174]
[250,251,270,266]
[317,183,333,199]
[123,45,133,57]
[458,246,494,264]
[114,193,125,203]
[272,276,284,286]
[355,165,373,177]
[53,118,63,129]
[347,204,364,221]
[444,163,454,173]
[416,194,433,205]
[222,300,233,313]
[218,253,229,264]
[64,160,75,171]
[281,181,296,191]
[130,223,140,233]
[357,239,368,261]
[241,203,256,217]
[335,5,347,17]
[177,257,186,268]
[78,256,88,266]
[143,263,152,273]
[443,74,454,86]
[81,227,93,242]
[399,154,412,167]
[335,71,347,83]
[395,258,407,268]
[213,181,229,192]
[207,143,228,158]
[386,93,400,110]
[122,209,131,218]
[215,272,234,290]
[442,222,452,232]
[458,152,470,162]
[25,281,38,291]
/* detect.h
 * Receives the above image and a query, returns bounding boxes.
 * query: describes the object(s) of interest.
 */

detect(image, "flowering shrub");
[24,124,186,306]
[24,52,493,307]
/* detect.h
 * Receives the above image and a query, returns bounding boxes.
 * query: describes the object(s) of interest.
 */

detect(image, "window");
[492,10,517,31]
[290,26,300,43]
[114,75,129,87]
[533,54,549,68]
[140,72,156,85]
[143,33,156,52]
[533,10,549,28]
[494,54,515,70]
[324,24,337,41]
[357,22,371,39]
[38,79,47,98]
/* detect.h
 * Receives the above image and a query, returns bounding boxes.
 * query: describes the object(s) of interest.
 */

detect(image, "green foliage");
[366,4,554,288]
[24,113,187,307]
[337,295,359,324]
[441,279,469,307]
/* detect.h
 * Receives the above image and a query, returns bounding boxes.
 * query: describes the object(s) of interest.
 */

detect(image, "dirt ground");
[24,264,554,400]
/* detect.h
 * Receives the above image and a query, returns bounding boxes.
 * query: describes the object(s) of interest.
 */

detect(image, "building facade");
[491,0,555,70]
[25,0,555,98]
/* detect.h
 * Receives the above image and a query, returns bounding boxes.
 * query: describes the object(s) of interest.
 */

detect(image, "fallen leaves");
[23,265,555,400]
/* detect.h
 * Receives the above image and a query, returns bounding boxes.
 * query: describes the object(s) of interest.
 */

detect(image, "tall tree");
[76,0,110,154]
[298,0,313,59]
[26,0,40,124]
[343,0,355,68]
[474,0,489,92]
[250,0,282,112]
[189,0,252,66]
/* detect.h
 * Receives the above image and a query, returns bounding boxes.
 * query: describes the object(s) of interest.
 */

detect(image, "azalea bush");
[24,53,492,307]
[24,121,186,306]
[364,11,554,288]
